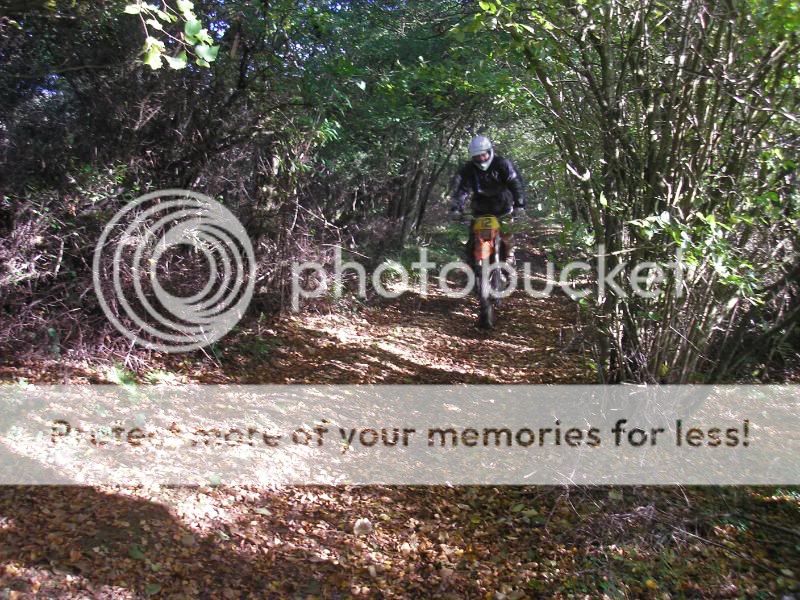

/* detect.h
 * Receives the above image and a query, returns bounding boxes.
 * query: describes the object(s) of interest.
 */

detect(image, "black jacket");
[449,155,525,216]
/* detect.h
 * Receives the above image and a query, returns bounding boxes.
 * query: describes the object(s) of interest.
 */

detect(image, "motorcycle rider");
[449,135,525,266]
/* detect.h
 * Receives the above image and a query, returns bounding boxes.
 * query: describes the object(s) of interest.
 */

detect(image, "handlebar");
[459,208,514,220]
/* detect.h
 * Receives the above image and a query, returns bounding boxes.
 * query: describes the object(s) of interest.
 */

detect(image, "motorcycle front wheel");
[477,268,498,329]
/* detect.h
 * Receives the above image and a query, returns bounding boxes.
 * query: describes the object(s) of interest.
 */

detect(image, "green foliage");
[123,1,219,69]
[47,327,60,357]
[106,363,138,390]
[456,0,800,382]
[143,369,183,384]
[2,0,796,382]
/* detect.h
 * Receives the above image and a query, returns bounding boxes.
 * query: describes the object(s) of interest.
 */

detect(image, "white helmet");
[468,135,493,171]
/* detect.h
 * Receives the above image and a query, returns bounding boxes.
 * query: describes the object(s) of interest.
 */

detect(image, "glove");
[512,206,526,219]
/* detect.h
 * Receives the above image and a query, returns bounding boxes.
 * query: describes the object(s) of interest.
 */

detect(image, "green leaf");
[164,51,188,70]
[145,583,162,595]
[128,544,146,560]
[195,28,213,45]
[124,4,141,14]
[608,488,623,501]
[599,191,607,207]
[145,18,163,31]
[195,44,219,63]
[184,19,202,38]
[478,0,496,12]
[196,58,210,68]
[355,80,366,90]
[177,0,194,13]
[144,35,164,51]
[144,46,163,70]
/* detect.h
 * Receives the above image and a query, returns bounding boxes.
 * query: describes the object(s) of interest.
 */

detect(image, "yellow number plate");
[472,216,500,232]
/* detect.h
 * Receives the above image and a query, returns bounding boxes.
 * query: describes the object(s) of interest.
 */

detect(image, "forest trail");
[1,225,797,599]
[2,220,594,386]
[226,228,594,386]
[2,0,798,594]
[174,219,593,386]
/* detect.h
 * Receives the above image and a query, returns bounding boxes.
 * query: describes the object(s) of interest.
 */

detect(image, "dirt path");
[229,223,593,385]
[1,225,797,599]
[0,283,592,385]
[1,222,594,385]
[226,287,592,385]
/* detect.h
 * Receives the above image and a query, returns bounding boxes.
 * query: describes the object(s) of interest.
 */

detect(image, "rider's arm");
[504,159,526,209]
[449,166,471,213]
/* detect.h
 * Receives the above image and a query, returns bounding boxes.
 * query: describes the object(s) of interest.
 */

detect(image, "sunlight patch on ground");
[314,285,586,382]
[172,492,237,529]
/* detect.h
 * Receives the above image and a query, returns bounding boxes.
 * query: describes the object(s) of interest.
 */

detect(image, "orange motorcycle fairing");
[472,216,500,261]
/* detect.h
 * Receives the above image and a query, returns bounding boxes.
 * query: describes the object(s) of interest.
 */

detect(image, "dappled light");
[1,485,797,597]
[1,0,798,596]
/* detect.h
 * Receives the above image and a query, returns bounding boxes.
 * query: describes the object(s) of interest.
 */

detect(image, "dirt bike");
[470,211,513,329]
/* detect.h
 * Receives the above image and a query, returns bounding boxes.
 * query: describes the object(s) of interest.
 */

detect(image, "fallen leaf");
[354,518,373,535]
